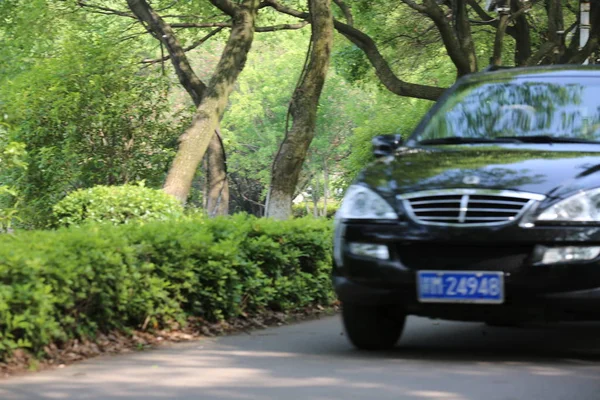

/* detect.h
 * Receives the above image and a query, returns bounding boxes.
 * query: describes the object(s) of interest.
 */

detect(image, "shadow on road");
[1,316,599,400]
[229,316,600,363]
[384,318,600,362]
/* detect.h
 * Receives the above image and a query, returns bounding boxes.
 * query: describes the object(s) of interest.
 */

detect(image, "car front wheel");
[342,303,406,350]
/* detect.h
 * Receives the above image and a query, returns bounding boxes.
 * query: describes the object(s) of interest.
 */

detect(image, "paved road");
[1,316,599,400]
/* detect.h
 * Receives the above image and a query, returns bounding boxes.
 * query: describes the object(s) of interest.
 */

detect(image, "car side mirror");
[372,134,403,158]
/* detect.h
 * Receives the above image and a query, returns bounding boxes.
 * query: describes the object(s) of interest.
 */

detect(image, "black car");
[333,65,600,350]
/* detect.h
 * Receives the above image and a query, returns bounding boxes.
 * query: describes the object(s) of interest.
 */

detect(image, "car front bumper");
[333,220,600,321]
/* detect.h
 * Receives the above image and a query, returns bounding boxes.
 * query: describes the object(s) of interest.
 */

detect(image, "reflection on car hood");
[359,144,600,199]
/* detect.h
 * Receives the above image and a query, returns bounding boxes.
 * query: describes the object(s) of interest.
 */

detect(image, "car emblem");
[462,175,480,185]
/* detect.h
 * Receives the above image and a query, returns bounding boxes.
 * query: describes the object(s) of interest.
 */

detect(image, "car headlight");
[336,185,397,220]
[537,188,600,222]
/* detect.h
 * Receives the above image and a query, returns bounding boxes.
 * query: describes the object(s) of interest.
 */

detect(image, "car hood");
[359,144,600,200]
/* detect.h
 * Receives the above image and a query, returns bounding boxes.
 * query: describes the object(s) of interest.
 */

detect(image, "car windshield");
[411,78,600,144]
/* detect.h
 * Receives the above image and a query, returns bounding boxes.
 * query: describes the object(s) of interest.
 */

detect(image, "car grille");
[397,244,533,273]
[398,189,544,227]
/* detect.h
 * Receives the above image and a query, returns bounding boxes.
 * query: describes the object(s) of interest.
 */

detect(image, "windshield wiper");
[497,135,600,144]
[418,137,521,145]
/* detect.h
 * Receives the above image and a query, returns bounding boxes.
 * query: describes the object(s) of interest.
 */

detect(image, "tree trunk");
[205,129,229,216]
[265,0,334,219]
[512,0,532,66]
[569,2,600,64]
[455,0,478,72]
[491,13,511,66]
[265,0,445,101]
[163,0,259,204]
[418,0,475,76]
[126,0,230,214]
[313,178,319,218]
[322,160,329,217]
[545,0,564,64]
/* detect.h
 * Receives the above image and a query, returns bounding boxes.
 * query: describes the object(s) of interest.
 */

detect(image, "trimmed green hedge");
[0,215,334,361]
[292,202,339,219]
[52,184,184,227]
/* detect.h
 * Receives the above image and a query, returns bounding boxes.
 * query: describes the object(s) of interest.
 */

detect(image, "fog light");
[538,246,600,265]
[348,243,389,260]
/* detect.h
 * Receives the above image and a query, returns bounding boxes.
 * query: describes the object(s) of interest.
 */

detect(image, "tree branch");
[170,20,308,32]
[509,1,534,21]
[119,31,151,43]
[546,0,564,46]
[162,0,260,204]
[561,22,582,62]
[210,0,238,17]
[400,0,428,13]
[161,13,222,19]
[333,0,353,26]
[467,0,524,39]
[468,18,497,26]
[170,22,231,28]
[455,0,478,71]
[126,0,206,104]
[263,0,446,101]
[491,12,511,66]
[76,1,136,18]
[262,0,306,18]
[568,5,600,64]
[511,0,532,66]
[525,41,557,65]
[467,0,495,22]
[565,0,579,16]
[569,36,599,64]
[256,21,309,32]
[156,1,179,12]
[142,27,225,64]
[403,0,474,75]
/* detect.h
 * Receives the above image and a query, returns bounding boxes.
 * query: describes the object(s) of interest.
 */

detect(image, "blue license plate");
[417,271,504,304]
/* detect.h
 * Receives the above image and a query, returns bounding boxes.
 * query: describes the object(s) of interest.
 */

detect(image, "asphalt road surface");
[1,316,599,400]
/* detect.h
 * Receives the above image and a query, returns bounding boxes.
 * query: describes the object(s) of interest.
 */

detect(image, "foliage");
[0,141,28,232]
[0,214,334,360]
[0,0,67,79]
[333,2,456,88]
[220,31,309,212]
[292,201,339,219]
[2,0,597,223]
[0,11,183,228]
[343,88,432,181]
[221,32,392,212]
[52,184,185,227]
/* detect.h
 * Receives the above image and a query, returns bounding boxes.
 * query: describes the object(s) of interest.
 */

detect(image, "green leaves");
[0,214,334,362]
[52,185,185,227]
[1,142,27,169]
[0,18,183,228]
[0,141,28,232]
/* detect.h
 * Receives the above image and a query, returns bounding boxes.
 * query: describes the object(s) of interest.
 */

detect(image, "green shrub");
[292,201,339,219]
[52,184,184,227]
[0,215,334,361]
[0,141,28,232]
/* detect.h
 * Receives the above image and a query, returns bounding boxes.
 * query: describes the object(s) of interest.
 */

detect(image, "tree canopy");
[0,0,597,225]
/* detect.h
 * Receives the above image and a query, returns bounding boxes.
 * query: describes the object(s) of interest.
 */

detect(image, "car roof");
[460,65,600,84]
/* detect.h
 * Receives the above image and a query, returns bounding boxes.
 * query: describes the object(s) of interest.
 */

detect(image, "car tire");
[342,303,406,350]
